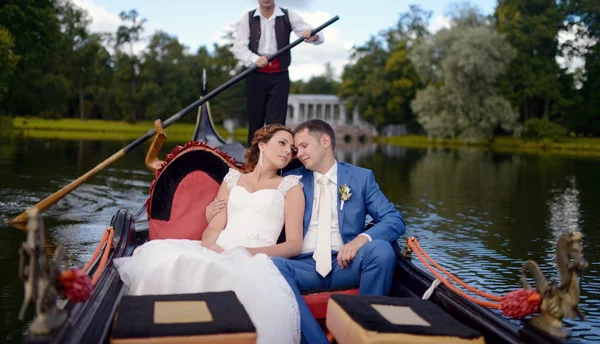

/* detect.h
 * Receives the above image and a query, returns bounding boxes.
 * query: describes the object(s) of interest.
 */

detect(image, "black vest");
[248,8,292,70]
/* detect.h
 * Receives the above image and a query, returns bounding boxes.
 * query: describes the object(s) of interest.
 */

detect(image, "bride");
[113,124,304,344]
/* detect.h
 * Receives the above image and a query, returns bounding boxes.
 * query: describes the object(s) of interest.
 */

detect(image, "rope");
[80,226,114,286]
[407,237,501,309]
[82,227,110,273]
[422,279,441,300]
[411,238,502,302]
[91,227,114,285]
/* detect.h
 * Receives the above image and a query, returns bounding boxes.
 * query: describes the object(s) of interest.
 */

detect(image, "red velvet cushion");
[149,170,219,241]
[303,289,359,319]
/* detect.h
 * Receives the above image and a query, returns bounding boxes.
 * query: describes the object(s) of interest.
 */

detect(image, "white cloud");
[428,15,452,33]
[72,0,159,55]
[287,11,349,81]
[72,0,121,34]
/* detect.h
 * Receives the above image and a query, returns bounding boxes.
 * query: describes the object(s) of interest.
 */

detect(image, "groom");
[275,119,406,344]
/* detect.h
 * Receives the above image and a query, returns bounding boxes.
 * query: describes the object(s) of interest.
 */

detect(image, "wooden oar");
[9,15,340,226]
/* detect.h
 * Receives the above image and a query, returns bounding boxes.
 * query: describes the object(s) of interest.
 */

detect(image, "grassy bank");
[10,118,600,156]
[377,135,600,156]
[11,117,248,143]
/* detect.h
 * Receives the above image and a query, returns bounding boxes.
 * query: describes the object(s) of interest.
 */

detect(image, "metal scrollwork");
[521,231,588,338]
[18,209,68,335]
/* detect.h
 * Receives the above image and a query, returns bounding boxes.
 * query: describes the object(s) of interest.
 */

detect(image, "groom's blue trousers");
[272,239,396,344]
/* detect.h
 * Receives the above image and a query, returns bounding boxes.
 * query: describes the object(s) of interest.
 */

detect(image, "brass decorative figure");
[401,239,413,258]
[521,231,588,338]
[18,209,68,335]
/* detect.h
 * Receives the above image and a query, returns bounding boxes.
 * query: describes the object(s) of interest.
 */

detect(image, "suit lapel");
[337,163,351,234]
[303,170,314,235]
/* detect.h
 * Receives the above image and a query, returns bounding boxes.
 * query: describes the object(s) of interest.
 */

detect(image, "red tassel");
[59,268,93,303]
[501,289,541,319]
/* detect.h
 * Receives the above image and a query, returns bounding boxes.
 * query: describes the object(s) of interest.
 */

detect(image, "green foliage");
[0,0,251,125]
[339,5,429,130]
[522,118,567,141]
[39,111,61,120]
[0,0,597,141]
[410,5,518,141]
[0,115,13,137]
[0,27,20,100]
[291,62,339,94]
[494,0,563,121]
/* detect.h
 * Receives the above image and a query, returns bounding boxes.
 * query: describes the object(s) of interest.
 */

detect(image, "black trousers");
[245,70,290,147]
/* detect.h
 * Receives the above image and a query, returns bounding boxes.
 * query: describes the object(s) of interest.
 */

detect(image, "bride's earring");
[259,150,264,167]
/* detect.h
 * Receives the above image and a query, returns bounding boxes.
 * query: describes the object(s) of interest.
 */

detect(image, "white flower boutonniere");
[339,184,352,211]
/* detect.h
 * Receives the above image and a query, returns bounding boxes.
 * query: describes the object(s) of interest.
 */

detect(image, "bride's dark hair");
[244,124,293,172]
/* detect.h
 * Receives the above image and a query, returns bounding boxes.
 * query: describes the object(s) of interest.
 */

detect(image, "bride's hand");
[206,197,226,222]
[202,242,225,253]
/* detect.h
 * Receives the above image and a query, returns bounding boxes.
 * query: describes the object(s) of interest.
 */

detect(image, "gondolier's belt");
[258,57,286,73]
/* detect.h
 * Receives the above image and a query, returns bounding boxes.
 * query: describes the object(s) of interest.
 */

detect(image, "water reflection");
[335,141,378,165]
[1,139,599,342]
[547,176,582,248]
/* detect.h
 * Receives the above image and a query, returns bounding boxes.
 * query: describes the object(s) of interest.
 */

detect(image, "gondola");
[15,67,587,344]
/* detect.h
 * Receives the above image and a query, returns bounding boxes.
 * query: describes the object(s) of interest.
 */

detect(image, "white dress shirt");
[232,6,325,68]
[301,161,371,254]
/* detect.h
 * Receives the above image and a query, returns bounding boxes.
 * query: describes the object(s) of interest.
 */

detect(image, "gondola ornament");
[403,231,587,339]
[521,231,588,338]
[18,209,94,335]
[18,208,68,334]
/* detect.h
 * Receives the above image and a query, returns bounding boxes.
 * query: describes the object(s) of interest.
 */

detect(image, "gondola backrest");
[145,141,244,241]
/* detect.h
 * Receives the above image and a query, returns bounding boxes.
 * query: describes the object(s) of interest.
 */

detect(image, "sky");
[72,0,498,81]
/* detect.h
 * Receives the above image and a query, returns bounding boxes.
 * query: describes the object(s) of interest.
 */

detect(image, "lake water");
[1,136,599,343]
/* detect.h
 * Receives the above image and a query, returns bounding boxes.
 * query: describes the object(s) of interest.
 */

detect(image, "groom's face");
[294,129,328,171]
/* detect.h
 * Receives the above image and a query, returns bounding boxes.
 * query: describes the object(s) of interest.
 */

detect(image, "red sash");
[258,57,284,73]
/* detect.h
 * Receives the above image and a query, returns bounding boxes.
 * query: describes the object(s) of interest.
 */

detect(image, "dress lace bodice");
[216,168,302,250]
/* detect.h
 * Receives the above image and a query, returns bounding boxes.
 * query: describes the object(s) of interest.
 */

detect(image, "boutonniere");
[339,184,352,211]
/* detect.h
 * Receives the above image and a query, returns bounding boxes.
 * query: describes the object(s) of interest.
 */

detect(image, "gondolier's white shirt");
[232,6,324,68]
[301,161,372,254]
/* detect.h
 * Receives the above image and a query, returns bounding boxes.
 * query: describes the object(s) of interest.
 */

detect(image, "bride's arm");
[201,182,230,246]
[246,184,304,258]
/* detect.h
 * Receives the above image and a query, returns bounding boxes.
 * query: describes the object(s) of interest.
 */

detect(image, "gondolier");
[232,0,324,147]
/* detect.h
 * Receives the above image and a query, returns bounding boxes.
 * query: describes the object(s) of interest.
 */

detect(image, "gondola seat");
[110,291,257,344]
[146,141,243,241]
[326,294,485,344]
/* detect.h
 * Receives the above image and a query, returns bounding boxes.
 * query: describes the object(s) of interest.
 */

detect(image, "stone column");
[339,103,347,126]
[292,101,300,125]
[352,106,360,126]
[316,103,322,120]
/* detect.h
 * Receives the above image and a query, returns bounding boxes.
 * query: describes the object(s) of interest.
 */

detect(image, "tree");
[410,5,518,141]
[114,9,146,122]
[0,27,20,104]
[563,0,600,134]
[339,5,430,130]
[138,31,195,120]
[494,0,564,121]
[0,0,67,116]
[57,0,97,119]
[291,63,340,95]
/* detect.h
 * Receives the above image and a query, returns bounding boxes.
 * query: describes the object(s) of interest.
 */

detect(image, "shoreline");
[10,117,247,143]
[9,117,600,157]
[376,135,600,157]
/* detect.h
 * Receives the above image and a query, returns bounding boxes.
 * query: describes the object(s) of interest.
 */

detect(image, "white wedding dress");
[113,168,302,344]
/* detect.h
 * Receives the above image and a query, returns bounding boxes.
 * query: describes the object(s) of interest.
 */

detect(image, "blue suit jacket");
[285,162,406,243]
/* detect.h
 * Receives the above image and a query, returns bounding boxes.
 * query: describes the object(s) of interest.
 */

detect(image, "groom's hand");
[337,235,369,269]
[206,197,226,222]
